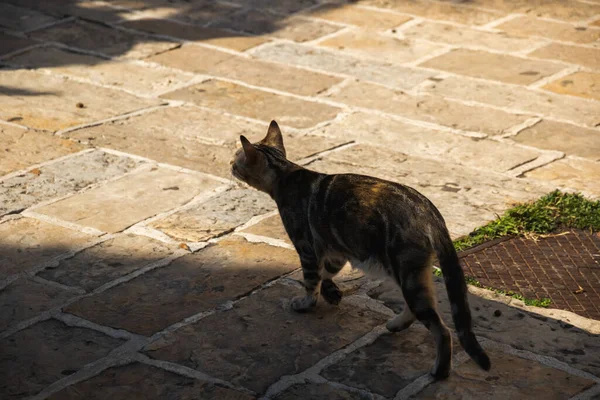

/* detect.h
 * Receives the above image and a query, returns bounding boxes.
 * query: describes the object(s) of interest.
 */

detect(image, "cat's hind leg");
[291,247,321,312]
[321,259,345,305]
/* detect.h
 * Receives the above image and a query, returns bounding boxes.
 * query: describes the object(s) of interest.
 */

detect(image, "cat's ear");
[240,135,258,163]
[263,120,286,156]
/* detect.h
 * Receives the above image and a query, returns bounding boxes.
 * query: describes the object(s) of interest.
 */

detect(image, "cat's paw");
[291,295,317,312]
[430,362,451,380]
[321,279,342,305]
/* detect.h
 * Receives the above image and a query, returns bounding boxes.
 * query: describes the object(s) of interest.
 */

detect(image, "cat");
[230,120,491,379]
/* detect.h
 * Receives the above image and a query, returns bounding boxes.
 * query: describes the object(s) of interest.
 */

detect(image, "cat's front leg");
[291,250,321,312]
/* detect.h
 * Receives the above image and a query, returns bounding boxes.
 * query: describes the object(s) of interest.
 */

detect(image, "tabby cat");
[231,121,491,378]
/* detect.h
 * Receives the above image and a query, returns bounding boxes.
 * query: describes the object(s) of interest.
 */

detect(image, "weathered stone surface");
[144,283,387,393]
[319,31,445,64]
[326,82,528,135]
[0,278,74,331]
[129,1,241,25]
[470,0,600,22]
[0,3,57,32]
[543,72,600,101]
[274,383,367,400]
[513,120,600,160]
[0,319,123,399]
[307,3,412,30]
[525,158,600,197]
[531,43,600,70]
[120,18,269,51]
[151,188,274,242]
[314,113,540,171]
[35,166,224,233]
[423,75,600,128]
[322,330,436,397]
[228,0,319,14]
[6,47,196,97]
[39,234,178,292]
[0,125,82,176]
[0,32,35,55]
[399,21,545,53]
[66,237,300,336]
[0,70,161,131]
[161,79,341,129]
[414,349,595,399]
[251,42,433,90]
[1,0,135,23]
[48,362,255,400]
[242,214,290,244]
[498,16,600,44]
[420,49,565,85]
[0,218,94,280]
[30,19,178,59]
[0,149,143,217]
[149,45,342,96]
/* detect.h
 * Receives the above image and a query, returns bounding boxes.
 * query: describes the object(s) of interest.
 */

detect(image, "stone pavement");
[1,0,600,398]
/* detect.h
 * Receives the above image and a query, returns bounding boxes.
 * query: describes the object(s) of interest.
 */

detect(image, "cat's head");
[231,120,287,193]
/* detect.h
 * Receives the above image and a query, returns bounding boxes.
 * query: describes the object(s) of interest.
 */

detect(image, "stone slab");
[0,319,123,399]
[327,82,528,136]
[161,79,341,129]
[543,71,600,101]
[48,362,255,400]
[525,158,600,197]
[498,16,600,45]
[274,383,367,400]
[0,218,95,280]
[531,43,600,70]
[251,42,434,90]
[143,283,387,393]
[513,120,600,160]
[420,49,565,85]
[30,19,178,59]
[148,45,342,96]
[423,75,600,128]
[0,69,161,131]
[307,3,412,30]
[0,277,75,332]
[241,214,291,245]
[0,3,58,32]
[6,47,196,97]
[0,0,134,23]
[38,234,178,292]
[0,125,83,177]
[151,188,274,242]
[35,166,224,233]
[470,0,600,22]
[130,1,241,25]
[0,32,36,56]
[0,149,143,217]
[228,0,319,14]
[319,30,446,65]
[66,237,300,336]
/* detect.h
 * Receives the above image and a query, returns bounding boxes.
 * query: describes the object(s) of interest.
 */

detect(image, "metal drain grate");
[459,230,600,320]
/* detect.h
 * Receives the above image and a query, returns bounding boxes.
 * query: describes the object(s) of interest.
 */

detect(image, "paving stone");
[38,234,178,292]
[420,49,565,85]
[0,278,75,332]
[543,71,600,101]
[274,383,367,400]
[148,45,342,96]
[314,113,540,171]
[0,149,143,217]
[130,1,242,25]
[326,81,528,136]
[35,166,224,233]
[241,214,291,245]
[228,0,319,14]
[0,218,95,280]
[161,79,341,129]
[0,3,58,32]
[530,43,600,70]
[413,349,595,399]
[0,125,83,177]
[47,362,255,400]
[0,32,36,56]
[0,0,134,23]
[469,0,600,22]
[525,158,600,197]
[0,69,161,131]
[6,47,196,97]
[319,30,446,64]
[497,16,600,45]
[308,3,412,30]
[322,330,436,397]
[399,21,545,53]
[120,18,269,51]
[0,319,123,399]
[423,75,600,128]
[513,120,600,160]
[30,19,178,59]
[251,42,434,90]
[151,188,274,242]
[143,283,387,393]
[66,237,300,336]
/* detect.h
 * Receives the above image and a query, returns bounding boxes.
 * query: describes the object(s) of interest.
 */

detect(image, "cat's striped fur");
[231,121,491,379]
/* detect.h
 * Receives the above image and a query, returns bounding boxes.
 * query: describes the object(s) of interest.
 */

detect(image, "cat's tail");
[435,233,491,372]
